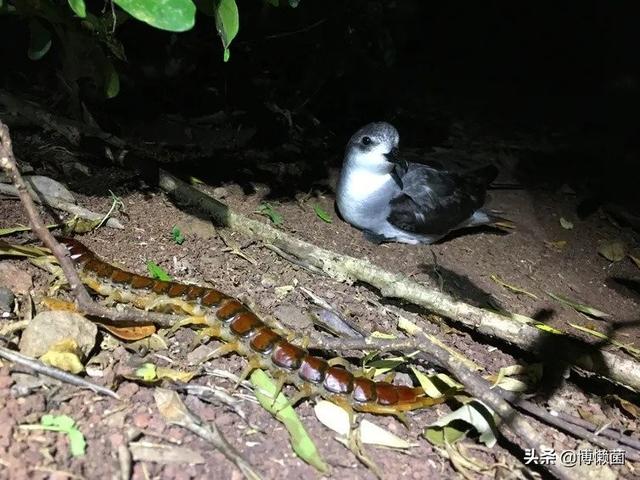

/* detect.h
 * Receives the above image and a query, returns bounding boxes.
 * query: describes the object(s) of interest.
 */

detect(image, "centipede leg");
[234,356,262,390]
[331,398,357,428]
[145,297,199,315]
[276,383,314,413]
[327,357,348,367]
[269,372,288,408]
[198,341,242,364]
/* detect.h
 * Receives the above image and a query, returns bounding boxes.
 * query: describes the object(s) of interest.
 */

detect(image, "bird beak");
[385,147,407,170]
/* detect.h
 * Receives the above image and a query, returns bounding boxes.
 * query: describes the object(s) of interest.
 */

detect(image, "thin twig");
[0,344,119,399]
[157,169,640,392]
[0,121,178,328]
[309,334,640,468]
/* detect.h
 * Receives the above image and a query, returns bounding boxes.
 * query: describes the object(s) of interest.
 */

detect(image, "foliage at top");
[2,0,300,101]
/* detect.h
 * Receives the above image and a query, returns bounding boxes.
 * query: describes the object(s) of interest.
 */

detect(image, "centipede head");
[55,237,91,263]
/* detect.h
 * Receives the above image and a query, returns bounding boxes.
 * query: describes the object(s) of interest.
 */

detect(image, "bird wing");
[387,164,494,234]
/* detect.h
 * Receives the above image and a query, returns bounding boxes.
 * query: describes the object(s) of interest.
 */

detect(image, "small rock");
[213,187,228,199]
[273,304,312,331]
[108,433,125,449]
[26,175,76,204]
[174,218,216,240]
[260,273,279,288]
[186,343,217,365]
[132,412,151,429]
[117,382,140,399]
[0,287,14,313]
[0,262,32,296]
[19,311,97,359]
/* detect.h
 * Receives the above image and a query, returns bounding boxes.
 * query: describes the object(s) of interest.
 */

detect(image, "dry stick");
[501,392,640,460]
[0,122,178,329]
[313,335,640,469]
[309,293,640,456]
[158,173,581,480]
[157,170,640,392]
[0,344,119,399]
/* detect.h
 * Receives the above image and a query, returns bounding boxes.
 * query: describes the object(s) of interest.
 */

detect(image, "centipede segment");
[59,237,443,414]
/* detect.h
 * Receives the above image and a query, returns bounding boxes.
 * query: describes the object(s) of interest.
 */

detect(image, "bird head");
[345,122,402,173]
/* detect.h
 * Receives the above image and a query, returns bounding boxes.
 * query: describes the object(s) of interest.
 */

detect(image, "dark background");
[1,1,639,214]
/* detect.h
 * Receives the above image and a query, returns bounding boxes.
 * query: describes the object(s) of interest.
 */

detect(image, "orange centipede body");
[59,237,442,414]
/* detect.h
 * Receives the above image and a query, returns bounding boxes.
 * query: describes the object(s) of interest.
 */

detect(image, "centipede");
[58,237,442,414]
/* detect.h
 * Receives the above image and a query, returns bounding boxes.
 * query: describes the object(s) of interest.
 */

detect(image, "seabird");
[336,122,508,244]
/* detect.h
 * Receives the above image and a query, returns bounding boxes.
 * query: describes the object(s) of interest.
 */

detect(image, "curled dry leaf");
[598,240,626,262]
[314,400,415,449]
[559,217,574,230]
[425,400,498,448]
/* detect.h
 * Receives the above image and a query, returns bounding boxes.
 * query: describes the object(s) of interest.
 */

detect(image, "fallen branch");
[158,170,640,392]
[304,290,640,459]
[0,181,124,229]
[0,343,118,399]
[310,335,580,478]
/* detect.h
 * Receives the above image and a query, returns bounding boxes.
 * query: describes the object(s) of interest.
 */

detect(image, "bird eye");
[361,136,372,146]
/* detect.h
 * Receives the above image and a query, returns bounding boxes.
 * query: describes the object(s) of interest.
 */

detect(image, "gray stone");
[19,311,97,359]
[0,287,14,313]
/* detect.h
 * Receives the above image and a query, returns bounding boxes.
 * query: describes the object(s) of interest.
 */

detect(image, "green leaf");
[113,0,196,32]
[67,0,86,17]
[41,414,75,430]
[67,429,87,457]
[147,261,171,281]
[171,226,185,245]
[135,362,157,381]
[103,61,120,99]
[215,0,239,62]
[28,19,52,61]
[546,291,610,319]
[40,415,86,457]
[250,370,328,473]
[257,203,283,225]
[313,204,332,223]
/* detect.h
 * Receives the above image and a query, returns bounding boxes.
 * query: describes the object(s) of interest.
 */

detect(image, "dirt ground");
[1,123,639,480]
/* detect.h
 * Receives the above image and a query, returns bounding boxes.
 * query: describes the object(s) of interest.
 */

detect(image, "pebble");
[0,287,14,313]
[19,311,97,358]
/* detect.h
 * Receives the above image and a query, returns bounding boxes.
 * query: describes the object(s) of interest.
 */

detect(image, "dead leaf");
[314,400,350,437]
[598,241,625,262]
[559,217,574,230]
[359,419,416,449]
[97,322,156,341]
[129,442,205,464]
[40,338,84,374]
[544,240,567,251]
